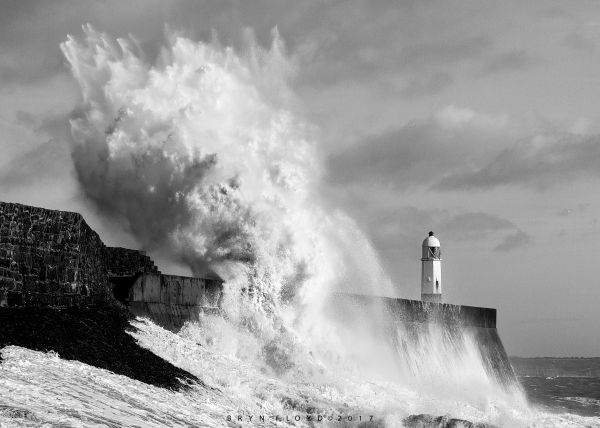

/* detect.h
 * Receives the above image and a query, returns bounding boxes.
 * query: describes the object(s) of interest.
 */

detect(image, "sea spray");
[61,24,391,334]
[2,331,598,427]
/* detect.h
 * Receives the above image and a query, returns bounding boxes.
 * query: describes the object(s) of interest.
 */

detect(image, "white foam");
[3,319,598,427]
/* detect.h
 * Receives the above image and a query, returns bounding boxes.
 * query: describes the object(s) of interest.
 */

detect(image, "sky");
[1,0,600,357]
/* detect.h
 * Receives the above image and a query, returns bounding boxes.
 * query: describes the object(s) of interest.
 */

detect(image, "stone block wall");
[106,247,160,277]
[0,201,223,313]
[0,202,110,307]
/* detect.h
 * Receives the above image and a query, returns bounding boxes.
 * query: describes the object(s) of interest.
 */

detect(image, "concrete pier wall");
[122,273,223,330]
[327,293,516,386]
[329,293,497,328]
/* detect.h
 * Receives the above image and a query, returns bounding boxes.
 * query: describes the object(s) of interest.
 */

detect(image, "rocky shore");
[0,303,198,391]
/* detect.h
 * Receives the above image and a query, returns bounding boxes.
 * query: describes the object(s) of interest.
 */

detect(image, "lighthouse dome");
[422,231,440,247]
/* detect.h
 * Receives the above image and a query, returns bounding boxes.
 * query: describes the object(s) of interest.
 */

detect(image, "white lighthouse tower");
[421,231,442,303]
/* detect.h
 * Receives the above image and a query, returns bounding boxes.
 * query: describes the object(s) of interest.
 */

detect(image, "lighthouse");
[421,231,442,303]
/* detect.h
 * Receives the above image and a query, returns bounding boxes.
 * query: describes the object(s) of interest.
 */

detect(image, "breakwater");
[115,273,223,330]
[326,293,517,386]
[0,201,516,386]
[0,201,223,331]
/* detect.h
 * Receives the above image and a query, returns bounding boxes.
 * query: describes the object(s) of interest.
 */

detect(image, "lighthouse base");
[421,293,442,303]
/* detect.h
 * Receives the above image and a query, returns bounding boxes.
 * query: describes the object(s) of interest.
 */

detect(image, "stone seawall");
[0,202,110,307]
[327,293,517,387]
[107,247,160,277]
[0,202,223,319]
[0,200,513,388]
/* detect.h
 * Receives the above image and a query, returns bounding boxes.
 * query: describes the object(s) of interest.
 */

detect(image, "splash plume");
[61,25,392,337]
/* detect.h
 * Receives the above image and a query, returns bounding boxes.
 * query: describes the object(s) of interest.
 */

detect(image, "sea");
[1,315,599,428]
[519,376,600,418]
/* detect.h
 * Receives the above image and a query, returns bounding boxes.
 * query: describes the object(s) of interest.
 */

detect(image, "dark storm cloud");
[326,109,509,191]
[494,230,530,252]
[480,50,542,75]
[329,110,600,193]
[434,134,600,191]
[326,123,467,190]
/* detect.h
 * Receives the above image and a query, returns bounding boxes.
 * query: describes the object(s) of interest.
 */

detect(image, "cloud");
[557,203,588,217]
[0,139,71,188]
[494,230,530,252]
[480,50,541,75]
[558,208,574,217]
[363,206,438,252]
[401,36,493,71]
[399,72,453,98]
[326,124,456,189]
[0,1,236,86]
[0,49,65,85]
[328,102,600,194]
[0,110,74,188]
[435,105,509,131]
[327,203,531,299]
[435,212,530,252]
[434,133,600,191]
[328,196,530,279]
[326,105,514,190]
[564,33,595,52]
[300,33,492,89]
[437,212,515,241]
[284,2,496,92]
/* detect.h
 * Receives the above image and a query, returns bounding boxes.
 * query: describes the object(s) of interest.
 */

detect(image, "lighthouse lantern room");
[421,231,442,303]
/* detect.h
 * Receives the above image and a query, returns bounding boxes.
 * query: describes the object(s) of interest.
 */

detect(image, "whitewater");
[1,25,599,427]
[1,318,597,427]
